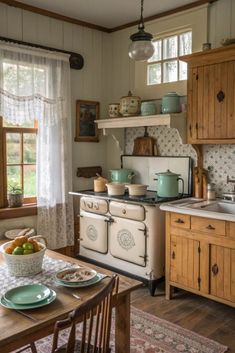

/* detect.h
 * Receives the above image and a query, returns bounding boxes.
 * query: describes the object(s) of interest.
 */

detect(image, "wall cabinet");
[166,212,235,308]
[182,44,235,144]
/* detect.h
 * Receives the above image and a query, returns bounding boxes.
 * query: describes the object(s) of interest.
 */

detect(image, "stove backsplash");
[125,126,235,197]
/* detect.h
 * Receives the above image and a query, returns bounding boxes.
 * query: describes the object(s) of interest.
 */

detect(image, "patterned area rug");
[13,306,228,353]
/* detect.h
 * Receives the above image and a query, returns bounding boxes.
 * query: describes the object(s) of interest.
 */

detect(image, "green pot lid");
[155,169,181,177]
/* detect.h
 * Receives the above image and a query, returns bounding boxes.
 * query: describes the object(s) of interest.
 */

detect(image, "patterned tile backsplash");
[125,126,235,197]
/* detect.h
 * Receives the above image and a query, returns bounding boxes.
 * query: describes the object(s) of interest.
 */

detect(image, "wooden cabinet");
[210,245,235,302]
[166,212,235,308]
[182,44,235,144]
[170,235,200,290]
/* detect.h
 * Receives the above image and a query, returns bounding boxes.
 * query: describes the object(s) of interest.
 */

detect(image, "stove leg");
[148,280,158,296]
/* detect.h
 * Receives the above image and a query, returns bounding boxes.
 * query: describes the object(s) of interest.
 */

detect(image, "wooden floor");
[131,283,235,352]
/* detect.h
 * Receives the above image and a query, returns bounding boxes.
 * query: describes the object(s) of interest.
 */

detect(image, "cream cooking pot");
[154,169,184,198]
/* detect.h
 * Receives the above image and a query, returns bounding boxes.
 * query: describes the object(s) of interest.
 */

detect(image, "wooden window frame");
[147,29,192,86]
[0,117,37,208]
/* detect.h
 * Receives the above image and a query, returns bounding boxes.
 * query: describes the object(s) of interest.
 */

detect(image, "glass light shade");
[128,40,155,61]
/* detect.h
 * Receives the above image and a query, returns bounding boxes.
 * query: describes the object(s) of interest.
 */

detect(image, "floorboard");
[131,284,235,352]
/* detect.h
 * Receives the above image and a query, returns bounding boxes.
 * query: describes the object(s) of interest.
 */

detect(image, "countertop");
[160,198,235,222]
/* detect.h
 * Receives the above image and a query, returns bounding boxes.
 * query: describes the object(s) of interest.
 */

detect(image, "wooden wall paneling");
[120,29,131,95]
[231,0,235,38]
[214,0,231,47]
[0,3,8,36]
[63,22,73,52]
[128,29,135,94]
[112,31,122,100]
[208,1,216,47]
[82,27,93,99]
[36,14,51,47]
[22,10,38,43]
[72,24,84,98]
[6,6,22,40]
[50,18,63,49]
[92,30,103,100]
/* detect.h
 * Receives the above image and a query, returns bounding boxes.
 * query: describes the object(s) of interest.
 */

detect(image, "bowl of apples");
[1,235,47,276]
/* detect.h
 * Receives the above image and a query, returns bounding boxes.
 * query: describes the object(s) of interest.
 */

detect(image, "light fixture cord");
[138,0,145,30]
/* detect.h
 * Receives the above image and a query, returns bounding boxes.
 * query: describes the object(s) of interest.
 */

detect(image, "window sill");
[0,204,37,220]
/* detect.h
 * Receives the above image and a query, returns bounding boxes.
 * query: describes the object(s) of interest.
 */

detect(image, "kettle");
[94,175,108,193]
[154,169,184,198]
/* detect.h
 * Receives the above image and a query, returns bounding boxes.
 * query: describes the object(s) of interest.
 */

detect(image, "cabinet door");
[170,235,200,290]
[187,67,198,142]
[210,245,235,302]
[196,61,235,140]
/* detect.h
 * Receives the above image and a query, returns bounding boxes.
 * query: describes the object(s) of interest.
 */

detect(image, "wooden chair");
[51,274,119,353]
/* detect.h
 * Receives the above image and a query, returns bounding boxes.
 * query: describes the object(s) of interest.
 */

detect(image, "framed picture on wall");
[75,100,99,142]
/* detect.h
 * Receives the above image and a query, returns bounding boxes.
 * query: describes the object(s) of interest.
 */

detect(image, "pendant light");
[128,0,155,61]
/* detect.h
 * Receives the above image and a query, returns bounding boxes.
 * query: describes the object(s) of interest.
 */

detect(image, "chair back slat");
[86,310,94,353]
[52,274,118,353]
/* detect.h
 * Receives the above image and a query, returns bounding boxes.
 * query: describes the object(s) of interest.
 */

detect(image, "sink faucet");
[227,175,235,192]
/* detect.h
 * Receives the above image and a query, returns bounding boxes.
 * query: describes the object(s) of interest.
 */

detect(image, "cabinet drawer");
[109,201,145,221]
[191,216,226,236]
[80,197,108,214]
[170,213,190,229]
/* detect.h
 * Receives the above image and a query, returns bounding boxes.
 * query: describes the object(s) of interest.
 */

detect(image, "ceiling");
[18,0,199,29]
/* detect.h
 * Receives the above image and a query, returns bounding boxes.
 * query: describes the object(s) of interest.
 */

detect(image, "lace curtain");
[0,42,74,249]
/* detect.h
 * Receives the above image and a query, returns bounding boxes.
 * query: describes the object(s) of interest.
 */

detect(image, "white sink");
[182,200,235,215]
[197,202,235,215]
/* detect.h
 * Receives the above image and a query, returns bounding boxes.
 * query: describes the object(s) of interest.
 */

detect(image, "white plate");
[55,267,97,283]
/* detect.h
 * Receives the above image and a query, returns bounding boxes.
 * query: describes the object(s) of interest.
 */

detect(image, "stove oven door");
[80,211,108,254]
[109,217,146,266]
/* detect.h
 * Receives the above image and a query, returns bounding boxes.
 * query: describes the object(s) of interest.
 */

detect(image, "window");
[0,117,37,207]
[147,30,192,85]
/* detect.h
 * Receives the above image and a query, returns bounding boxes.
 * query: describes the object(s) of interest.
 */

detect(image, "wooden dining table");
[0,249,142,353]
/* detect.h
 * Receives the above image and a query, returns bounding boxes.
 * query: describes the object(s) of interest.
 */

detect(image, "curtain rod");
[0,35,84,70]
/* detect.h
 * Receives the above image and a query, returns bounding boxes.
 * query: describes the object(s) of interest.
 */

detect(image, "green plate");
[0,289,56,310]
[4,284,51,305]
[55,273,105,288]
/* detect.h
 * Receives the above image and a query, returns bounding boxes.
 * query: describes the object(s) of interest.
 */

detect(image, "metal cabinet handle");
[122,209,126,215]
[87,202,93,208]
[206,224,215,230]
[175,218,184,224]
[217,90,225,102]
[172,251,175,259]
[212,263,219,275]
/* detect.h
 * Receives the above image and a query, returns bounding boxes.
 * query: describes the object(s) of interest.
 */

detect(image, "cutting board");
[122,155,193,195]
[132,136,157,156]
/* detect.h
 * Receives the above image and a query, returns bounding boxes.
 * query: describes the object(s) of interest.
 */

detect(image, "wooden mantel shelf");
[95,112,187,147]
